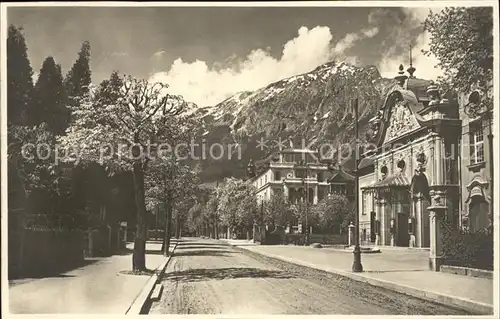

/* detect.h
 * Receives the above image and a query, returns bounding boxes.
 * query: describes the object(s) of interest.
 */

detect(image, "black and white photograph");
[1,1,498,317]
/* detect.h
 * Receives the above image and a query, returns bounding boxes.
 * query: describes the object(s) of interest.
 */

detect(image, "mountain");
[191,60,400,183]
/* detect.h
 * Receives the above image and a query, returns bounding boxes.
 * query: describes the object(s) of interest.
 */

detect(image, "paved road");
[149,238,471,315]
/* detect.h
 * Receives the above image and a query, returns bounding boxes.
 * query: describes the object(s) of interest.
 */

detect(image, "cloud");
[149,23,379,107]
[332,27,379,55]
[375,8,445,80]
[152,50,166,59]
[111,52,129,57]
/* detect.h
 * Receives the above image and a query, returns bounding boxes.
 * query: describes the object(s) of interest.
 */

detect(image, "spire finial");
[407,44,416,78]
[395,64,408,87]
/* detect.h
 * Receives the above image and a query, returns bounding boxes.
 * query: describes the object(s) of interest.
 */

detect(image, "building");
[357,63,461,250]
[249,148,354,205]
[459,87,494,232]
[356,61,493,270]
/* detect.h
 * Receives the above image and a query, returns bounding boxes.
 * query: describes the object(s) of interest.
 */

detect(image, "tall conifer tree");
[64,40,92,99]
[7,25,34,125]
[32,57,68,135]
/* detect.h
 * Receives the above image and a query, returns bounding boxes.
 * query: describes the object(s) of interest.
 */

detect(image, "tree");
[264,192,294,227]
[59,73,191,271]
[311,193,350,233]
[65,40,92,99]
[145,160,200,254]
[7,25,34,125]
[31,57,69,135]
[423,7,493,113]
[217,178,258,238]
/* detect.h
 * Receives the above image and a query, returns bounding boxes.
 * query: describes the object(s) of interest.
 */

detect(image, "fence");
[9,228,85,279]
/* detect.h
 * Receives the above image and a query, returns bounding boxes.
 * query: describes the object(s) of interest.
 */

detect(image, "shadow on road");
[175,244,230,250]
[173,249,236,257]
[163,267,294,282]
[176,242,228,247]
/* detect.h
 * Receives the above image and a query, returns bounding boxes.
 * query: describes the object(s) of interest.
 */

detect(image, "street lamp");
[215,180,219,239]
[352,98,363,272]
[294,161,309,246]
[464,90,494,228]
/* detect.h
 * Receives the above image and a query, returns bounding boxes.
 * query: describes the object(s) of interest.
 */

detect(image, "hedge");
[441,221,493,271]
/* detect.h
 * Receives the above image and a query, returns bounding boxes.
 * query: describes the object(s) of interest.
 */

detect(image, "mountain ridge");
[190,60,401,182]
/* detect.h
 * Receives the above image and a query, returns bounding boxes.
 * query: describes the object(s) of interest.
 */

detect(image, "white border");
[1,1,499,319]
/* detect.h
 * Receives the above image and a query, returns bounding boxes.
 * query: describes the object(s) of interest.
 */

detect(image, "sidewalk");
[233,244,494,315]
[8,241,176,314]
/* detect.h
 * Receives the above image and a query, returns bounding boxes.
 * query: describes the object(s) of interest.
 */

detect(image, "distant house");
[248,148,354,205]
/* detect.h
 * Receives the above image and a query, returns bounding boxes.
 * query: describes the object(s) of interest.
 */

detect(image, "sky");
[8,5,444,107]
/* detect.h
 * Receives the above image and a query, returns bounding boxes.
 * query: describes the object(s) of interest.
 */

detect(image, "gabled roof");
[364,173,410,189]
[328,169,355,183]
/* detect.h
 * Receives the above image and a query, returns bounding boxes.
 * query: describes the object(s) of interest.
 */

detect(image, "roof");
[328,170,355,183]
[364,173,410,189]
[358,157,375,170]
[406,77,432,108]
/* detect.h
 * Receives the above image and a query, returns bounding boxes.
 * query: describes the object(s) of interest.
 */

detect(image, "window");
[274,171,281,181]
[331,184,347,195]
[317,171,324,182]
[265,175,267,184]
[470,121,485,164]
[362,192,367,215]
[295,169,306,179]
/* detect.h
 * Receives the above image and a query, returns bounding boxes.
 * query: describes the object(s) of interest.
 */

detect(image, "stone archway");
[410,172,431,248]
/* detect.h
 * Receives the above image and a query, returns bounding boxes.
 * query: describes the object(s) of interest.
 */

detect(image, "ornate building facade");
[357,62,493,270]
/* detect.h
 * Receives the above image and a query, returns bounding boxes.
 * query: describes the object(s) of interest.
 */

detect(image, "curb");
[440,265,493,280]
[125,241,179,315]
[236,246,493,315]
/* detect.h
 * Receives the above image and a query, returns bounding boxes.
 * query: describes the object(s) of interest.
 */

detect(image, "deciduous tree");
[423,7,493,114]
[59,72,190,271]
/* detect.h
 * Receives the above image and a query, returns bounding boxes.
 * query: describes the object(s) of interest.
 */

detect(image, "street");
[149,238,470,315]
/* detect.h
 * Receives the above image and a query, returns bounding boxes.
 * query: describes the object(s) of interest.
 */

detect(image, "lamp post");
[215,180,219,239]
[352,98,363,272]
[295,162,309,246]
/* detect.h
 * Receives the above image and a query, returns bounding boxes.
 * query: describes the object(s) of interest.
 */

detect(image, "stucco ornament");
[384,100,420,143]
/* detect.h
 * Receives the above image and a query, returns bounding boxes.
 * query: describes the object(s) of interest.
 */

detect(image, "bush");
[441,221,493,270]
[285,233,306,246]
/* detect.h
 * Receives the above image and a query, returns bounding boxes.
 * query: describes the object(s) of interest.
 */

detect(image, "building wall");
[458,93,493,231]
[359,172,375,244]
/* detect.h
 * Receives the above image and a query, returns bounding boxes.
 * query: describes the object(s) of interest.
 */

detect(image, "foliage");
[31,57,69,135]
[423,7,493,113]
[64,40,92,99]
[263,192,294,226]
[216,178,258,230]
[7,25,34,125]
[441,221,493,270]
[310,193,350,233]
[59,71,192,270]
[145,161,200,222]
[291,200,319,229]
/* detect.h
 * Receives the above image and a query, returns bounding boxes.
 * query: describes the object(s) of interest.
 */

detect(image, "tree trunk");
[176,216,181,239]
[132,160,147,272]
[164,195,173,255]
